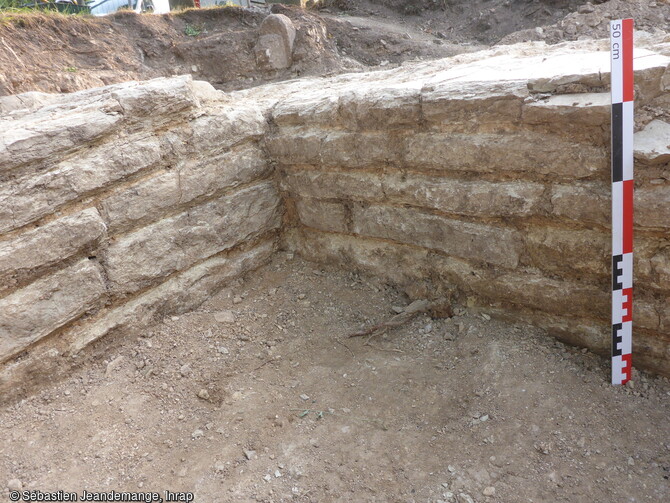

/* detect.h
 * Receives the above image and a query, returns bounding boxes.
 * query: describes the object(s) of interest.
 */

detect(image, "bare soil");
[1,1,668,96]
[1,254,669,502]
[321,0,670,45]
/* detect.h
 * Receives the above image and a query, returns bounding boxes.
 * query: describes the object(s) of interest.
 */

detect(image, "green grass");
[0,7,94,29]
[183,23,201,36]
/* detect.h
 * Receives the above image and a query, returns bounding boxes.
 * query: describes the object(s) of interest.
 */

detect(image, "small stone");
[191,65,198,72]
[191,429,204,439]
[578,3,595,14]
[179,364,191,377]
[177,467,187,477]
[392,306,405,314]
[233,296,243,305]
[244,450,257,461]
[458,493,475,503]
[8,479,22,491]
[214,311,236,323]
[105,356,124,377]
[263,474,272,482]
[627,456,635,466]
[535,442,552,455]
[274,470,282,478]
[63,390,71,396]
[297,293,306,300]
[448,465,456,473]
[424,323,433,333]
[480,414,490,422]
[482,313,491,321]
[218,347,230,355]
[197,389,210,400]
[299,394,310,401]
[214,461,225,473]
[483,486,496,497]
[171,316,180,322]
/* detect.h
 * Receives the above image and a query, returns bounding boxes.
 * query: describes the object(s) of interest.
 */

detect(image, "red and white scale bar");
[610,19,634,385]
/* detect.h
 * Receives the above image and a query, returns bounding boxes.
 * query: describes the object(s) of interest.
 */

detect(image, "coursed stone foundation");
[1,38,669,399]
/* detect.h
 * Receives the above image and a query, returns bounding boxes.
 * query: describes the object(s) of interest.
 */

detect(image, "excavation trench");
[1,38,670,403]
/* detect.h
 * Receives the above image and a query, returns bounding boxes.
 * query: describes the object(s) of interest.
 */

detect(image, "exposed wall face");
[266,41,670,376]
[0,76,281,398]
[1,39,669,399]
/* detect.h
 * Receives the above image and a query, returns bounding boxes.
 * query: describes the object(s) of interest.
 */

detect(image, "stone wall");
[265,40,670,376]
[0,76,281,398]
[1,38,669,398]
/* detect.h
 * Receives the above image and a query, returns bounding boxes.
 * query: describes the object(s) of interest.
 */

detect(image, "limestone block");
[266,129,323,165]
[107,75,200,119]
[404,132,607,179]
[0,208,106,292]
[522,93,610,127]
[179,144,270,203]
[525,226,609,277]
[69,240,275,354]
[190,80,223,103]
[0,91,59,115]
[549,183,609,227]
[0,99,122,175]
[255,14,296,71]
[101,144,269,233]
[338,85,421,130]
[284,168,545,218]
[634,120,670,165]
[283,169,385,201]
[382,175,545,218]
[352,204,521,268]
[636,186,670,230]
[421,80,526,127]
[100,171,181,235]
[0,259,106,362]
[268,130,395,167]
[283,227,442,291]
[295,198,348,233]
[648,247,670,292]
[272,93,341,127]
[320,131,397,167]
[0,133,168,234]
[105,182,281,295]
[633,296,663,332]
[190,105,266,152]
[480,272,609,321]
[661,302,670,333]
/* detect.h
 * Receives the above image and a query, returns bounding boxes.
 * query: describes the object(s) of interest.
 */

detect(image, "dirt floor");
[1,254,668,502]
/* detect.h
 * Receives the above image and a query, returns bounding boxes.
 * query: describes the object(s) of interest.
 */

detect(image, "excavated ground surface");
[1,255,669,502]
[1,1,668,96]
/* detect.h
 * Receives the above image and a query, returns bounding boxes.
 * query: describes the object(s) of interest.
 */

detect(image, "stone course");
[1,38,669,395]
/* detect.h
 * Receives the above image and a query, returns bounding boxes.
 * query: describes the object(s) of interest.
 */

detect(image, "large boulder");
[254,14,297,71]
